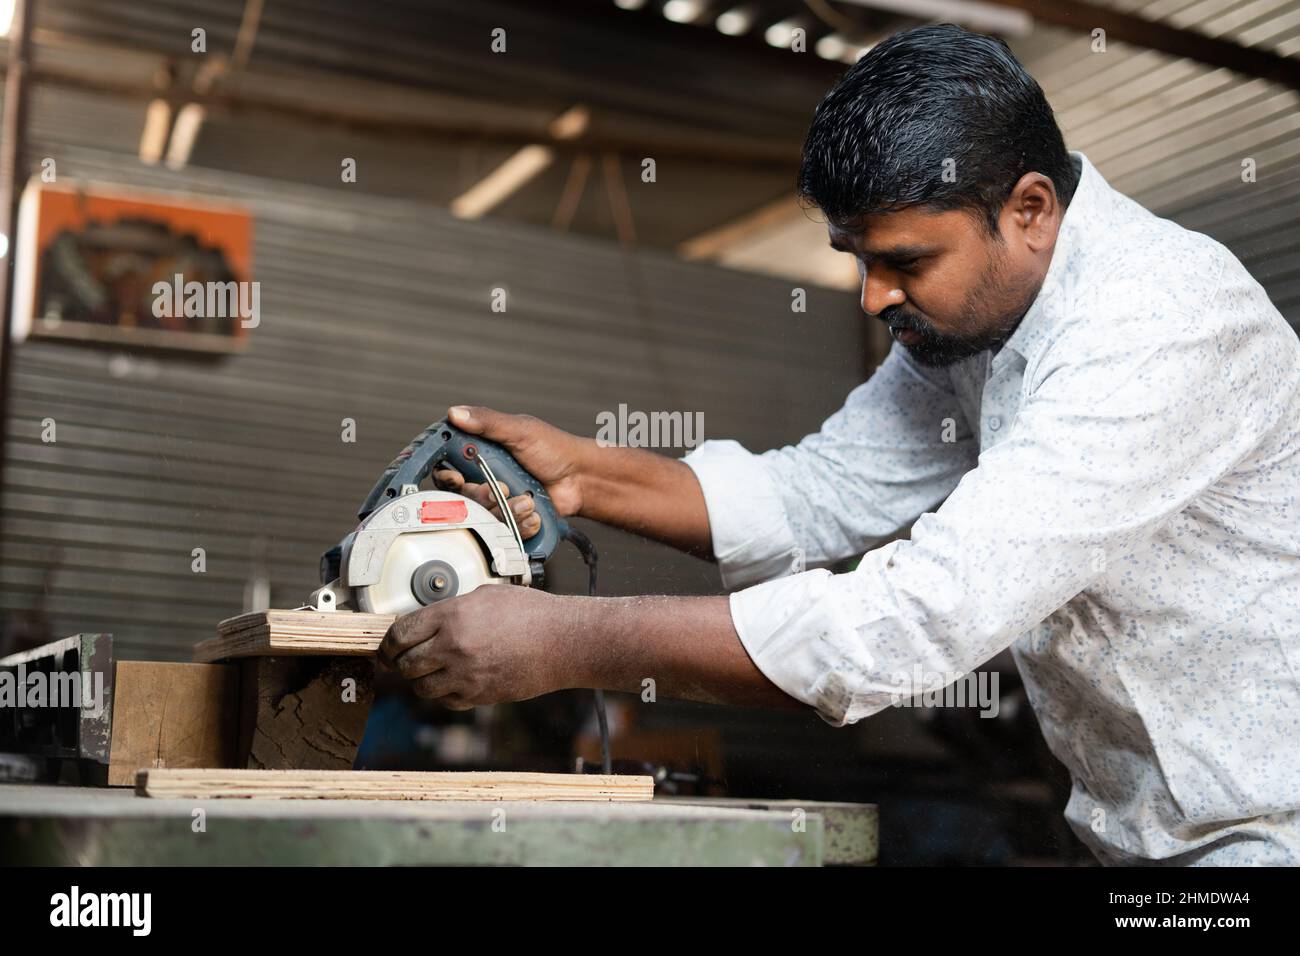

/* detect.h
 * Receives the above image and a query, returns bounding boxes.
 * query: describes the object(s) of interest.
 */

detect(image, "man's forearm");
[558,594,805,711]
[575,443,714,559]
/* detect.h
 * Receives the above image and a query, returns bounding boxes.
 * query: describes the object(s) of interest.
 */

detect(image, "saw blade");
[356,528,503,615]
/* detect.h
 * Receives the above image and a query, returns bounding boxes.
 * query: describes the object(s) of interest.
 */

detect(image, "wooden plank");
[238,657,374,771]
[136,768,655,802]
[107,662,239,787]
[194,609,395,663]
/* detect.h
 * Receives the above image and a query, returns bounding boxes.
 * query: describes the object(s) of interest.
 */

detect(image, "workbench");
[0,784,877,866]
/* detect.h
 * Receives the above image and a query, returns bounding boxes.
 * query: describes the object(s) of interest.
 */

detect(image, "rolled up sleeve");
[683,343,978,590]
[726,308,1285,726]
[681,439,799,590]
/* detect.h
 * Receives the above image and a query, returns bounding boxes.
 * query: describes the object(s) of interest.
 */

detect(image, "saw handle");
[357,420,569,566]
[439,426,569,564]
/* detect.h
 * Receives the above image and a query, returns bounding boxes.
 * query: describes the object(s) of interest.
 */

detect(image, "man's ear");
[1005,172,1059,253]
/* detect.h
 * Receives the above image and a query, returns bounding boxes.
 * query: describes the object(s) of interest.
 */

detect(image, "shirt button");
[988,416,1002,431]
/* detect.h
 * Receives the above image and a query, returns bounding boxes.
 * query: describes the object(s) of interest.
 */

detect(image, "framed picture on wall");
[12,179,256,354]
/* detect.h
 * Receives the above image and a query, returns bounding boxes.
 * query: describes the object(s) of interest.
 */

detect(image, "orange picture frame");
[13,179,256,353]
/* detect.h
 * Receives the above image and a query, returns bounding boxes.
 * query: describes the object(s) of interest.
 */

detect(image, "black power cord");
[561,525,610,774]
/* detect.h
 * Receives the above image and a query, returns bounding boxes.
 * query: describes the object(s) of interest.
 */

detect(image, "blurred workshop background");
[1,0,1297,864]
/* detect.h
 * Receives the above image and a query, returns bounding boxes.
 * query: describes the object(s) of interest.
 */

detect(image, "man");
[380,25,1300,865]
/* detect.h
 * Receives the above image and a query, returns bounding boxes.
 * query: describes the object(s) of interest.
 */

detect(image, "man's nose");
[861,271,905,317]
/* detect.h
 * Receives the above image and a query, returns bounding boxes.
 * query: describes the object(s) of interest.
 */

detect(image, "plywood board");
[194,609,395,663]
[107,662,239,786]
[136,768,655,802]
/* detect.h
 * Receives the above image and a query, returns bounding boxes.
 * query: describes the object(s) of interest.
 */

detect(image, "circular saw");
[307,420,571,616]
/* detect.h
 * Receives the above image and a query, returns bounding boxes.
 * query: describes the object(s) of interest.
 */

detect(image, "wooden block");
[136,768,655,802]
[194,609,395,663]
[238,656,375,771]
[107,662,239,787]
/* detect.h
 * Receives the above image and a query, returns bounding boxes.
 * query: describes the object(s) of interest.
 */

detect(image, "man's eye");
[895,258,922,271]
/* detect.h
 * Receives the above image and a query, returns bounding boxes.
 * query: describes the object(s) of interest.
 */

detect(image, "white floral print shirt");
[684,152,1300,865]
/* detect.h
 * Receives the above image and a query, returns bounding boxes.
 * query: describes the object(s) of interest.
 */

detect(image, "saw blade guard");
[326,490,531,615]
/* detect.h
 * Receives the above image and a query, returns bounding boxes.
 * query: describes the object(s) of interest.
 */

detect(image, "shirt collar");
[997,151,1101,366]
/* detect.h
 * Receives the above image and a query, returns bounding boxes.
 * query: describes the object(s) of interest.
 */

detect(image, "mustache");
[878,305,931,334]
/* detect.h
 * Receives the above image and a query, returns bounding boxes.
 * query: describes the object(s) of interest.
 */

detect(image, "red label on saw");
[419,500,468,524]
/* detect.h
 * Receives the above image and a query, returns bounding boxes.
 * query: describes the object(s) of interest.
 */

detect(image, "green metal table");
[0,784,876,866]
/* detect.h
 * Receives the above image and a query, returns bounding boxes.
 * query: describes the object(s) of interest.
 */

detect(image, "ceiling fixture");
[715,7,753,36]
[662,0,703,23]
[165,103,207,169]
[138,99,172,165]
[815,34,847,60]
[764,19,800,49]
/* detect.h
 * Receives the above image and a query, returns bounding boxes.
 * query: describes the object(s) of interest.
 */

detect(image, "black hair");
[797,24,1078,235]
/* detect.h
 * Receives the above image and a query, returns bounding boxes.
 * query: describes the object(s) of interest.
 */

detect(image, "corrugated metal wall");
[1012,9,1300,330]
[0,101,867,660]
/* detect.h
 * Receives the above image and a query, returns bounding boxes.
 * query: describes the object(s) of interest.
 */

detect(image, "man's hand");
[378,585,575,708]
[434,403,715,557]
[433,405,588,539]
[377,585,804,712]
